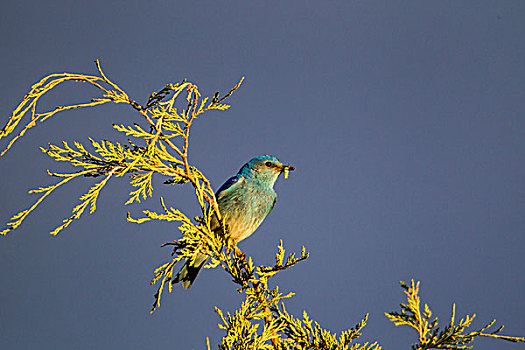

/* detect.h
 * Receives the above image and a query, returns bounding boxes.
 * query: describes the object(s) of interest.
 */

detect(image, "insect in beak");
[283,165,295,179]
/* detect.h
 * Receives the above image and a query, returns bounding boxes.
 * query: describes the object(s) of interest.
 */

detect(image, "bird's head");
[239,155,295,187]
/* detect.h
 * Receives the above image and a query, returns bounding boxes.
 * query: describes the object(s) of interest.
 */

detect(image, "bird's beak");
[282,165,295,179]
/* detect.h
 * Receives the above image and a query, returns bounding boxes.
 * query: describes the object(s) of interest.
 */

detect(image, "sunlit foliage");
[1,62,522,349]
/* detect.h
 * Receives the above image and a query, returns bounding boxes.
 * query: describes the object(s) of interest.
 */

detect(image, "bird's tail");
[173,252,209,289]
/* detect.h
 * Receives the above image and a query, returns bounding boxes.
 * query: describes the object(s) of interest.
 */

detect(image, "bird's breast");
[216,183,276,242]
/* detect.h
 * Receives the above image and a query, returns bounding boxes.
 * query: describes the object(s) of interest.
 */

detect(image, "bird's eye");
[265,161,273,167]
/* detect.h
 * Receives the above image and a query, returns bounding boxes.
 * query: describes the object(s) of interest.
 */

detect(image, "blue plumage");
[174,155,294,288]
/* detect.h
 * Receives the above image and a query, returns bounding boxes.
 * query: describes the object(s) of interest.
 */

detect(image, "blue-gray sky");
[1,1,524,349]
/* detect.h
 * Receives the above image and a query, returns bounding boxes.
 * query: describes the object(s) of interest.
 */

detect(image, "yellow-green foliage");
[0,60,237,236]
[1,62,523,349]
[385,280,525,349]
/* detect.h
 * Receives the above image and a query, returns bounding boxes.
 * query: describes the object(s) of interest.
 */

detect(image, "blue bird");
[174,155,295,288]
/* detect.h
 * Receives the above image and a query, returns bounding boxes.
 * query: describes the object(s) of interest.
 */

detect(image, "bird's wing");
[216,174,244,197]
